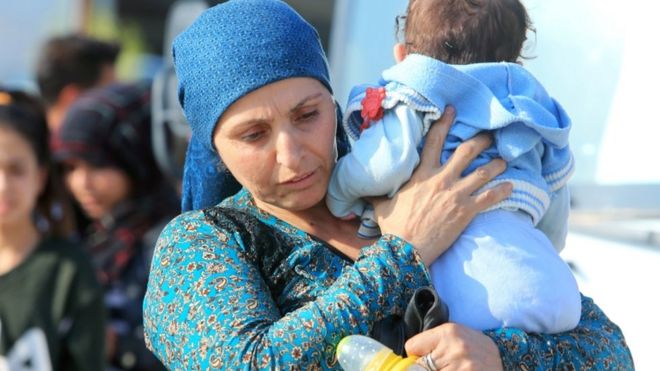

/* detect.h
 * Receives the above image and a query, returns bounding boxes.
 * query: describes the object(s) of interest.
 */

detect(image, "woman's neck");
[255,198,375,260]
[256,198,335,230]
[0,220,41,275]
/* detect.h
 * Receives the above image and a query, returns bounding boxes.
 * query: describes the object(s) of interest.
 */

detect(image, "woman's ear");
[393,43,408,63]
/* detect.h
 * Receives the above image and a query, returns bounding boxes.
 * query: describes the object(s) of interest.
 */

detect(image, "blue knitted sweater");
[343,54,574,224]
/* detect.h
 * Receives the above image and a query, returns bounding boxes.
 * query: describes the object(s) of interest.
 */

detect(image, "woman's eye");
[297,110,319,123]
[240,129,265,142]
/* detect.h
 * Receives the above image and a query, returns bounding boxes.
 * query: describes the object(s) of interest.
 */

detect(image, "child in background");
[0,88,105,370]
[53,82,178,371]
[327,0,580,333]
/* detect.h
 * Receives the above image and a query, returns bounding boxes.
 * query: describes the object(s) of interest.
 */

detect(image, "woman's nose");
[275,129,303,169]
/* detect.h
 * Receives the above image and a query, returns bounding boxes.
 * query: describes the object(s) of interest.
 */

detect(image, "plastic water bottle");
[336,335,426,371]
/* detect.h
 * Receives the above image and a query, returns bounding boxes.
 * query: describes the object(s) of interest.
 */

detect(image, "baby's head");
[395,0,533,64]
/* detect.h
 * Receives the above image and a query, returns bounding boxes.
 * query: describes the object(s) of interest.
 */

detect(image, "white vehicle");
[329,1,659,369]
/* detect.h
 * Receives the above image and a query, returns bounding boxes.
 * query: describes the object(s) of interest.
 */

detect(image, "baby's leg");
[430,209,581,333]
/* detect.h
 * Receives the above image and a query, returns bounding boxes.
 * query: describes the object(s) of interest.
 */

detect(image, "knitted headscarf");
[174,0,347,211]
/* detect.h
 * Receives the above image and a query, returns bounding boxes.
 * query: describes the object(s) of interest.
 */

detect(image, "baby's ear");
[393,43,407,63]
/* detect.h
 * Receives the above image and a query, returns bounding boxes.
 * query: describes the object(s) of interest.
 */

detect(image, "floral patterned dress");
[143,189,633,370]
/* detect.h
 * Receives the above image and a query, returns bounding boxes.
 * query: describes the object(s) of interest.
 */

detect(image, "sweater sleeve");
[485,295,634,370]
[326,105,425,218]
[143,212,431,370]
[536,185,570,252]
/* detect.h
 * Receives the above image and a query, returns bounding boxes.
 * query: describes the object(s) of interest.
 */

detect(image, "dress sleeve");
[485,295,634,370]
[326,105,425,218]
[143,212,431,369]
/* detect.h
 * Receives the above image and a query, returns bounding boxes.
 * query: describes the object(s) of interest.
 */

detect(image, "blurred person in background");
[53,82,178,371]
[0,88,105,371]
[36,34,120,136]
[36,34,122,238]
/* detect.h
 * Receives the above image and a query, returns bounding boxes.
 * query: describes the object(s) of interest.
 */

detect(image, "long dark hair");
[0,88,74,237]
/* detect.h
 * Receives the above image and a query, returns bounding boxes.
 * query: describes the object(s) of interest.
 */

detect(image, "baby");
[327,0,580,333]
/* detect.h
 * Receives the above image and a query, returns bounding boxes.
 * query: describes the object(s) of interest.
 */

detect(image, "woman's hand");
[370,106,512,266]
[405,323,503,371]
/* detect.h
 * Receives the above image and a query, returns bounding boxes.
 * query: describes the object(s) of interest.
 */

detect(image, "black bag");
[371,286,450,356]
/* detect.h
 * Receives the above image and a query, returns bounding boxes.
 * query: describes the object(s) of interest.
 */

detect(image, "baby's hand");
[339,212,357,221]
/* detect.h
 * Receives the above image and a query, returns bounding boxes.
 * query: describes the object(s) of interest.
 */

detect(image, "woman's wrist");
[359,233,432,287]
[379,231,437,267]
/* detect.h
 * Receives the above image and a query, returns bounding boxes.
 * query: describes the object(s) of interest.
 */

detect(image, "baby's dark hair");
[401,0,534,64]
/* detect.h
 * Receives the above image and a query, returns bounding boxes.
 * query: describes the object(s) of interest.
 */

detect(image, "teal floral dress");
[143,189,633,370]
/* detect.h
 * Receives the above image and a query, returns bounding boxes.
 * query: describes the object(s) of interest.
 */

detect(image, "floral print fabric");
[143,189,633,370]
[144,190,430,369]
[487,295,633,370]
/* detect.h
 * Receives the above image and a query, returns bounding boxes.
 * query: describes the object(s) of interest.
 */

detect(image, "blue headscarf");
[174,0,347,211]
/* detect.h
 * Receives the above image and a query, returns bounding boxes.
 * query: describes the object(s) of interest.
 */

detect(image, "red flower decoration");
[360,87,386,131]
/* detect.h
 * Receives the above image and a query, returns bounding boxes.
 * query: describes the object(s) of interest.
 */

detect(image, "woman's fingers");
[456,157,507,195]
[372,105,512,265]
[419,106,455,171]
[441,133,493,180]
[406,323,504,371]
[472,181,513,210]
[405,324,444,356]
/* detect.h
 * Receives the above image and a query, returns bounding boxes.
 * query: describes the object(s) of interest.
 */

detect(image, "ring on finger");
[422,352,439,371]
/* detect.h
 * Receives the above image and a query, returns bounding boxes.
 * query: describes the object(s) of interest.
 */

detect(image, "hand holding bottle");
[336,335,426,371]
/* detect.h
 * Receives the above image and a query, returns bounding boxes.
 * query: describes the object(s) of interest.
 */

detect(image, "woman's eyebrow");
[227,117,269,133]
[227,92,326,129]
[290,92,323,113]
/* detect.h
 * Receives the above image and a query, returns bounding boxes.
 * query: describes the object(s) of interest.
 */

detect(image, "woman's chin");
[260,187,326,213]
[282,195,324,211]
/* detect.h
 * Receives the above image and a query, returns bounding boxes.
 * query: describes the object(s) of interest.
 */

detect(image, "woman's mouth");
[280,170,317,189]
[284,171,314,183]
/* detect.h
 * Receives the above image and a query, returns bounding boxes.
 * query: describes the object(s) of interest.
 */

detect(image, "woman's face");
[63,159,132,220]
[213,78,337,212]
[0,126,45,227]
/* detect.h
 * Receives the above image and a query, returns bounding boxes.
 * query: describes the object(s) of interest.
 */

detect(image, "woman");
[53,82,179,371]
[143,0,633,369]
[0,88,105,370]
